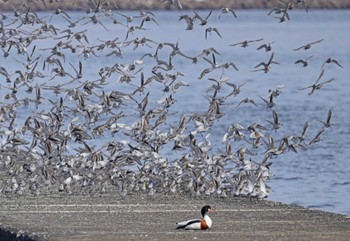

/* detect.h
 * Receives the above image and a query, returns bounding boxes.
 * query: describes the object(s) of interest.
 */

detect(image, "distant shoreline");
[0,0,349,12]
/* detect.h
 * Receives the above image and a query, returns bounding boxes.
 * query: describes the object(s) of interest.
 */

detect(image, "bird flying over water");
[253,52,279,73]
[205,26,222,39]
[318,109,332,128]
[218,7,237,19]
[295,55,313,67]
[230,38,263,48]
[321,57,343,69]
[236,97,258,108]
[293,39,324,51]
[298,69,335,95]
[193,10,212,26]
[257,41,275,52]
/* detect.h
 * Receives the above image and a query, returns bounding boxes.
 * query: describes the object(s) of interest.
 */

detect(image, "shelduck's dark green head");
[201,205,213,217]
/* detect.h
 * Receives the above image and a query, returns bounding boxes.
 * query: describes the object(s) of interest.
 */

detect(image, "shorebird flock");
[0,0,341,198]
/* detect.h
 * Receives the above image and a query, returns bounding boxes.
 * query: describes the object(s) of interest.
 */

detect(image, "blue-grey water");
[1,9,349,215]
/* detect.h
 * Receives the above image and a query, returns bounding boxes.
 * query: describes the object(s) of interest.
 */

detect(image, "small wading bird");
[318,109,332,128]
[193,10,212,26]
[253,52,279,73]
[176,205,214,230]
[236,97,258,107]
[257,41,275,52]
[218,7,237,19]
[293,39,324,51]
[308,126,326,145]
[298,69,335,95]
[179,14,195,30]
[321,57,343,69]
[205,26,222,39]
[295,55,313,67]
[259,94,275,108]
[230,38,263,48]
[298,121,309,142]
[266,110,282,131]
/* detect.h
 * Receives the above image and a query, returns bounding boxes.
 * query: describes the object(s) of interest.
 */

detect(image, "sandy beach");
[1,194,350,241]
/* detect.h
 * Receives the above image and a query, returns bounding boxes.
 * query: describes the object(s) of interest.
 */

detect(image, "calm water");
[1,9,350,214]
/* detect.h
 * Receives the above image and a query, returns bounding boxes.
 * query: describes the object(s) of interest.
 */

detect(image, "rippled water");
[1,9,349,214]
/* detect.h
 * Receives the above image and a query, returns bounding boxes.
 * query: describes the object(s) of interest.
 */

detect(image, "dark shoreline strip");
[0,0,350,11]
[0,227,38,241]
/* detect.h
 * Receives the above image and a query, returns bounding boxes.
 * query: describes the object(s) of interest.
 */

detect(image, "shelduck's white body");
[176,205,214,230]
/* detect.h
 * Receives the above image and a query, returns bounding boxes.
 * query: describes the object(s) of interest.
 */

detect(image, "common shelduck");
[176,205,214,230]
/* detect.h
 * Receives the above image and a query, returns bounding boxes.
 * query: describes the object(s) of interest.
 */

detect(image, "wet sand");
[0,194,349,241]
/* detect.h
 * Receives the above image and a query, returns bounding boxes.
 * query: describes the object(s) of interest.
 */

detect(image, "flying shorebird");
[295,55,313,67]
[236,97,258,108]
[257,41,275,52]
[52,8,71,19]
[259,94,275,108]
[272,8,290,23]
[298,69,335,95]
[318,109,332,128]
[293,39,324,51]
[205,27,222,39]
[266,110,282,131]
[298,121,309,141]
[193,10,212,25]
[139,12,160,28]
[308,126,326,145]
[69,60,83,79]
[179,14,195,30]
[230,38,263,48]
[321,57,343,69]
[224,81,246,98]
[268,85,284,98]
[207,76,229,92]
[196,47,220,59]
[218,7,237,19]
[253,52,279,73]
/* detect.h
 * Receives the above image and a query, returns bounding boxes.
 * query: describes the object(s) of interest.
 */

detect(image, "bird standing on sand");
[176,205,214,230]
